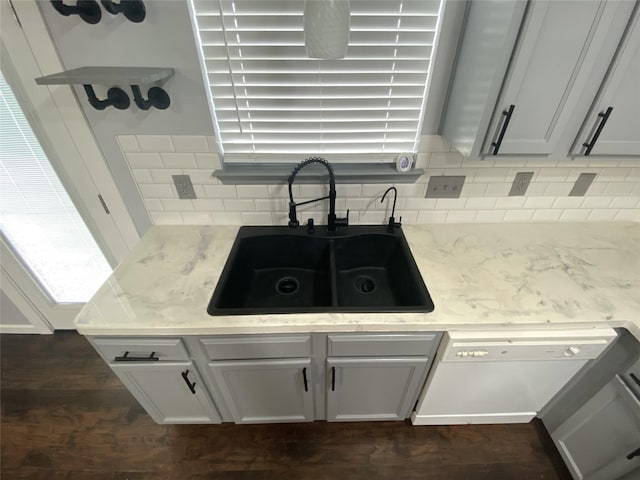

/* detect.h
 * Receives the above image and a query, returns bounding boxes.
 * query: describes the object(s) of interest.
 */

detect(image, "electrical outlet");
[425,176,465,198]
[172,174,197,199]
[569,173,597,196]
[509,172,534,196]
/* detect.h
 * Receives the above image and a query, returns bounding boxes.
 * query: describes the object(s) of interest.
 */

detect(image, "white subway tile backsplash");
[161,198,193,211]
[117,135,139,152]
[160,153,197,169]
[127,152,163,169]
[180,212,212,224]
[137,135,174,152]
[150,211,183,225]
[523,196,556,209]
[236,185,270,198]
[587,209,617,221]
[242,212,274,225]
[192,199,225,211]
[531,209,562,222]
[121,135,638,226]
[417,211,448,223]
[447,210,477,223]
[504,210,535,222]
[195,153,221,169]
[223,199,255,212]
[476,210,506,222]
[139,184,175,199]
[171,135,209,153]
[559,209,591,222]
[581,196,613,209]
[132,168,152,183]
[212,212,243,225]
[203,185,237,199]
[603,182,636,196]
[150,168,182,183]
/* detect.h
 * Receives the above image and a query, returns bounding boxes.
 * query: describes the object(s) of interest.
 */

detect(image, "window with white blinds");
[190,0,444,163]
[0,71,111,303]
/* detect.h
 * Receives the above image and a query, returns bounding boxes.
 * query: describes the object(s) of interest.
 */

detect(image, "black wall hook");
[51,0,102,24]
[83,85,130,110]
[130,85,170,110]
[101,0,146,23]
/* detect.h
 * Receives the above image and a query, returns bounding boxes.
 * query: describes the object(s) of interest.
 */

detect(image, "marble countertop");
[74,222,640,338]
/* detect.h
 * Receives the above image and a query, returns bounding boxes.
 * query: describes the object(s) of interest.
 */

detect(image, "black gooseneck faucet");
[287,157,348,232]
[381,186,402,233]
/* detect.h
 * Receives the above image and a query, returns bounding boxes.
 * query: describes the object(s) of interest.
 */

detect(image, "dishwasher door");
[412,328,616,425]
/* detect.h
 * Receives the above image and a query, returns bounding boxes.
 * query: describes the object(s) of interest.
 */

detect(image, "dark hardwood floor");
[1,331,572,480]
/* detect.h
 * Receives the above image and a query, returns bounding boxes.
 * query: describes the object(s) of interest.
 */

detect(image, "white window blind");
[0,72,111,303]
[190,0,443,163]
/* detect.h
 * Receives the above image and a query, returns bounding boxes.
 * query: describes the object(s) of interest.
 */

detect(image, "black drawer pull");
[114,351,159,362]
[331,366,336,392]
[181,370,196,394]
[582,106,613,156]
[491,104,515,155]
[303,367,309,392]
[629,373,640,389]
[627,447,640,460]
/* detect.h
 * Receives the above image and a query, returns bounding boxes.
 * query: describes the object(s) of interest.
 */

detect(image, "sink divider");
[328,239,339,307]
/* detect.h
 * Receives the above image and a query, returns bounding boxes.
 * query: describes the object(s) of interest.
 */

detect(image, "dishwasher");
[412,328,617,425]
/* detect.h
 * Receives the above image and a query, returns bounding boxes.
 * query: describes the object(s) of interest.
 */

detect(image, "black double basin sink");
[207,225,434,315]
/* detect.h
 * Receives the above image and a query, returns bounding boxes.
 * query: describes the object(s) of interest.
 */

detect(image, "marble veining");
[74,222,640,338]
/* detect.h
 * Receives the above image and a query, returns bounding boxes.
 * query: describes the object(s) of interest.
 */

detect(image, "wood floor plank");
[1,331,572,480]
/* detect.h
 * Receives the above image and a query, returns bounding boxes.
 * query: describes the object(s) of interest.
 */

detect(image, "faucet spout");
[381,186,401,232]
[288,157,347,232]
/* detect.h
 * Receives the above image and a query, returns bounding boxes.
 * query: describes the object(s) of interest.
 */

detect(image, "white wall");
[119,134,640,226]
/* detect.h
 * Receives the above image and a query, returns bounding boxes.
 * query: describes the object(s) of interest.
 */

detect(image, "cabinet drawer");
[200,335,312,360]
[91,337,189,363]
[328,333,440,357]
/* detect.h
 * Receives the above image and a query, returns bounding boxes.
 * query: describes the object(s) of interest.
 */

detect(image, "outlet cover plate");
[509,171,534,196]
[425,176,465,198]
[569,173,597,197]
[172,174,197,199]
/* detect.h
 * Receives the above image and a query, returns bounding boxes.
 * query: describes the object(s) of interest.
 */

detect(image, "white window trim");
[1,0,140,265]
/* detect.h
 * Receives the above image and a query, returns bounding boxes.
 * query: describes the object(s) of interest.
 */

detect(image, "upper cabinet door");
[484,0,634,156]
[572,7,640,157]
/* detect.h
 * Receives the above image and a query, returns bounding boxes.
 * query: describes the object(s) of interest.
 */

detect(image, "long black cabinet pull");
[181,370,196,395]
[491,104,515,155]
[302,368,309,392]
[627,447,640,460]
[331,367,336,392]
[114,351,159,362]
[629,373,640,389]
[582,106,613,155]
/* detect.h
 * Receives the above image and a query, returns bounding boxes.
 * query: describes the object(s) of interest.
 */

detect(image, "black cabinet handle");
[627,447,640,460]
[582,107,613,156]
[114,351,159,362]
[491,104,515,155]
[630,373,640,389]
[331,366,336,392]
[302,367,308,392]
[181,370,196,395]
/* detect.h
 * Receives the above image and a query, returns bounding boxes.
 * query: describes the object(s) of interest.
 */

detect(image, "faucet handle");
[335,209,349,228]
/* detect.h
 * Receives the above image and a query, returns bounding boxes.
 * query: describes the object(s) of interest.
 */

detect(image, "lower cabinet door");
[208,358,314,424]
[552,375,640,480]
[111,361,221,424]
[327,357,428,422]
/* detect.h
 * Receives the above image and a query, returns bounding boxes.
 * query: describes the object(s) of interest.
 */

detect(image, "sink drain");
[275,277,300,295]
[354,276,376,294]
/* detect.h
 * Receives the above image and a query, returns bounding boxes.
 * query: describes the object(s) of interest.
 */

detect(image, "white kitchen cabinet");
[552,375,640,480]
[571,7,640,157]
[208,358,314,424]
[111,361,221,424]
[442,0,636,159]
[326,357,429,422]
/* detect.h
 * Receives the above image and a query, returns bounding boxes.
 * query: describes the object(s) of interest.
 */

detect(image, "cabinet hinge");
[8,0,22,28]
[98,194,111,214]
